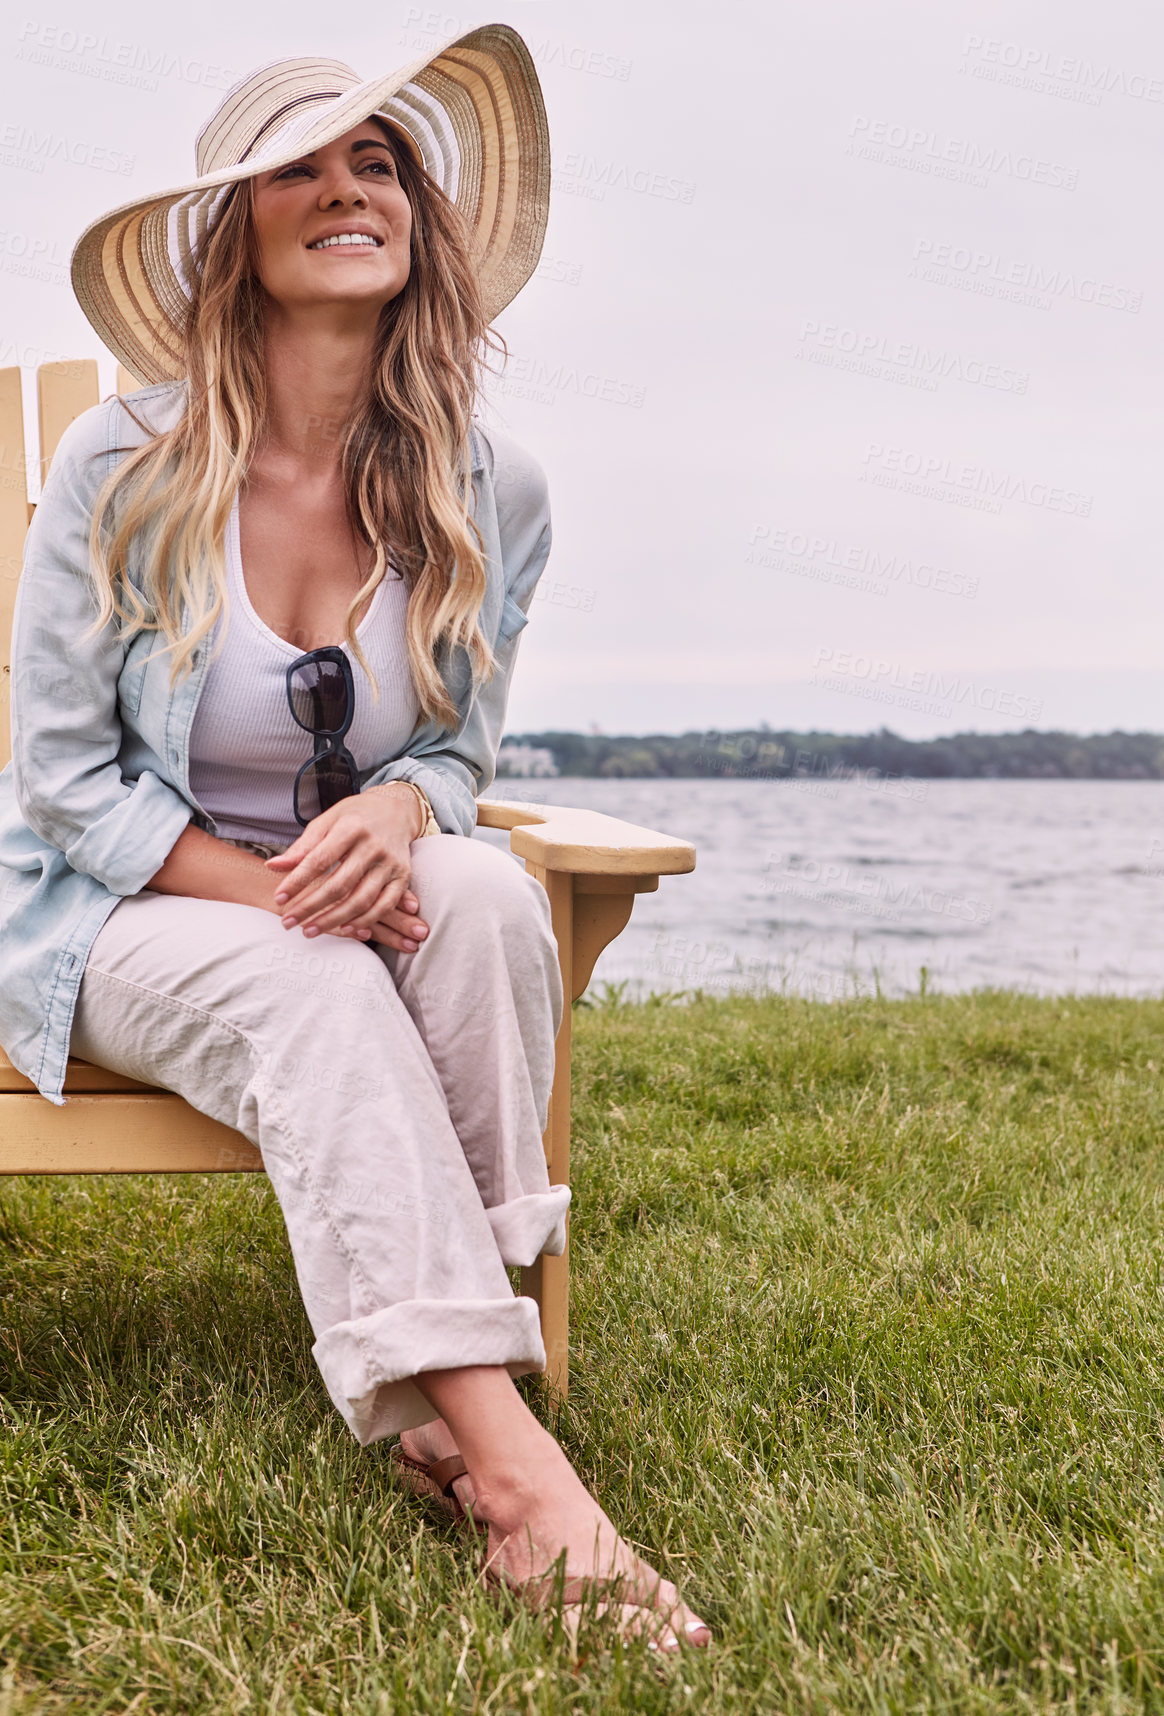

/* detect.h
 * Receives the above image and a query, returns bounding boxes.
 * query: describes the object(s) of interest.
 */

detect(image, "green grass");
[4,989,1164,1712]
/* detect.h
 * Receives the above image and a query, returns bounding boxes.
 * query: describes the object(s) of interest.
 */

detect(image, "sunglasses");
[285,647,361,826]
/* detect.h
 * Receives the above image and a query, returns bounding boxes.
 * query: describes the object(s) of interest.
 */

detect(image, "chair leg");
[521,1247,570,1397]
[523,862,573,1399]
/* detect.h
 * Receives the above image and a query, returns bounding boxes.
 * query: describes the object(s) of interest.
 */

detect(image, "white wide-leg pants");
[68,832,568,1444]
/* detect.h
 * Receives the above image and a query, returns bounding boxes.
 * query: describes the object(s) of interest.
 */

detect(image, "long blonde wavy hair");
[79,117,505,732]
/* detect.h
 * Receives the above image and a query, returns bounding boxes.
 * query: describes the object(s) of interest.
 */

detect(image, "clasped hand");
[262,784,429,954]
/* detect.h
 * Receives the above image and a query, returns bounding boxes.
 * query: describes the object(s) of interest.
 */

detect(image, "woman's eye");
[272,158,395,182]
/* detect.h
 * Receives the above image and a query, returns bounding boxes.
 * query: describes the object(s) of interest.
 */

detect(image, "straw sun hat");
[70,23,550,385]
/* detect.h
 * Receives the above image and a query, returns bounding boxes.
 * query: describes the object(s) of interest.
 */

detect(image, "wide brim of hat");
[71,23,550,385]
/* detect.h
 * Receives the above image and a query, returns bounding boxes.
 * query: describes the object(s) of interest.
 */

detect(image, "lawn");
[3,989,1164,1712]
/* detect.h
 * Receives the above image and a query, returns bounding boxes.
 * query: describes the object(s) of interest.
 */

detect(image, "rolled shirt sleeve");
[9,405,193,896]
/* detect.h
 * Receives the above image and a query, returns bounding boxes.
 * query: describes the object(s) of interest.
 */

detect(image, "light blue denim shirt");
[0,379,551,1106]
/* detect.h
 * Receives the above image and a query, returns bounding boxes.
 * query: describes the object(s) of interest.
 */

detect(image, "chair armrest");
[476,796,695,877]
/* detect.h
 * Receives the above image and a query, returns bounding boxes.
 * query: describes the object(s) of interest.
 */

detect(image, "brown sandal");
[483,1553,700,1652]
[389,1445,482,1531]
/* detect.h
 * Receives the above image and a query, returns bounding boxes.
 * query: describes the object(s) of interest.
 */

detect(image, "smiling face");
[249,119,413,318]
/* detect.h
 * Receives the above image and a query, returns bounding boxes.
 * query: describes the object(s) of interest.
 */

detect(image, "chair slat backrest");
[0,360,107,771]
[0,368,26,772]
[37,360,100,486]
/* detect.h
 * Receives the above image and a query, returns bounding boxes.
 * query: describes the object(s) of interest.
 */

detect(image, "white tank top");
[188,493,419,851]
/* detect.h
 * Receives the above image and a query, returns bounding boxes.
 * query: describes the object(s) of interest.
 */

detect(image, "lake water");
[477,779,1164,1002]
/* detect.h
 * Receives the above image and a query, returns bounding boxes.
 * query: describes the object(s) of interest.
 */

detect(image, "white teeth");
[308,233,380,250]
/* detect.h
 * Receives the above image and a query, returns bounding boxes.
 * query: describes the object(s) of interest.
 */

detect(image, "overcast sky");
[1,0,1159,737]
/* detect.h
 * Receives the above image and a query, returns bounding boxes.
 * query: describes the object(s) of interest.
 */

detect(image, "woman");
[0,28,711,1651]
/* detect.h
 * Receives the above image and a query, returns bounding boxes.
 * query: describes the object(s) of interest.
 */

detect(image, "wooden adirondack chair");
[0,359,695,1396]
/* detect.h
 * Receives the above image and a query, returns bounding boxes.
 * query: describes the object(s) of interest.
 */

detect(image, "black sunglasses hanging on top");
[285,646,361,827]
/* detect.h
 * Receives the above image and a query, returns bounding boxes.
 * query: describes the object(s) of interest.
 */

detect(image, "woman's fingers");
[328,884,430,942]
[270,795,424,935]
[294,868,413,936]
[278,838,406,930]
[351,903,428,941]
[292,862,396,931]
[366,916,425,954]
[267,832,341,908]
[275,866,358,921]
[292,867,428,940]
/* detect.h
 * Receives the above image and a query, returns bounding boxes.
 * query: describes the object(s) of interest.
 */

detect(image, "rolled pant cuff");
[313,1295,547,1445]
[486,1185,571,1266]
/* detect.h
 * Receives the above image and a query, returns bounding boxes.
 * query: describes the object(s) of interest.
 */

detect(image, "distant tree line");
[498,728,1164,781]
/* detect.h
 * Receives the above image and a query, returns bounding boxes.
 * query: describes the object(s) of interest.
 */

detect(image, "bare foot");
[473,1431,711,1652]
[400,1416,711,1651]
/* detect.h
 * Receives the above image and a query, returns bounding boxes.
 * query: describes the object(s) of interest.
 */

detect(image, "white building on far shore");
[495,743,560,778]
